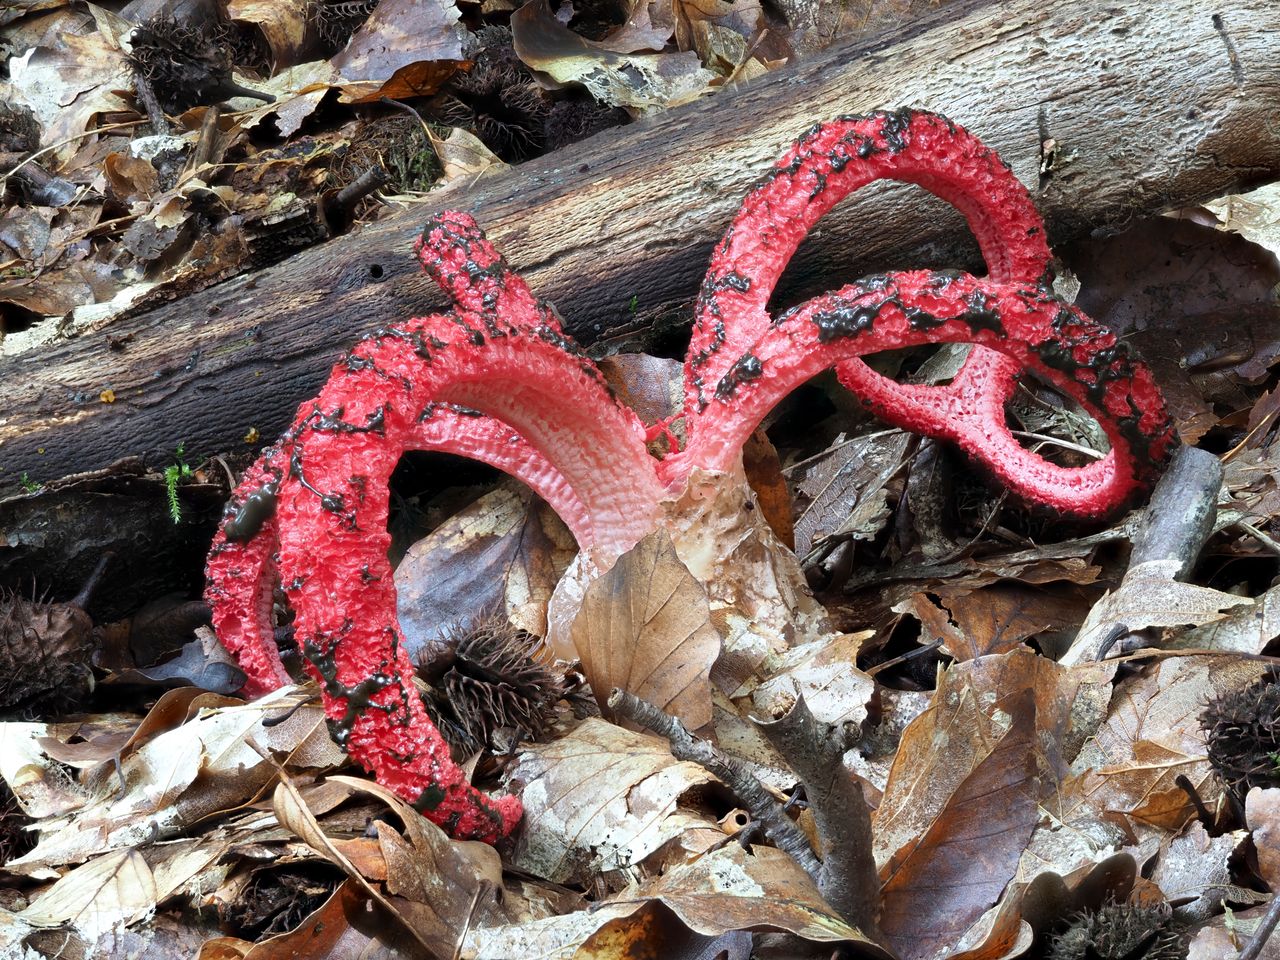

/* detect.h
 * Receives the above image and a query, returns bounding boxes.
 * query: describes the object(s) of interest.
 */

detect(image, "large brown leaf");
[571,530,720,731]
[874,650,1100,960]
[1062,655,1270,837]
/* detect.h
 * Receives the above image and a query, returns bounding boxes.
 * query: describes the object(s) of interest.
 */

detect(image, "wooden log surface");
[3,0,1280,494]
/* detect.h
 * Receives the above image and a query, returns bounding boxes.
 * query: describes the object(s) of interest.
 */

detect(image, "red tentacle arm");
[275,319,660,840]
[206,411,591,699]
[672,271,1174,514]
[207,214,661,840]
[678,110,1170,515]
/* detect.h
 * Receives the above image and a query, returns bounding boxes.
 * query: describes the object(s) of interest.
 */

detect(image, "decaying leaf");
[428,125,507,185]
[331,0,467,88]
[506,717,722,886]
[19,847,157,944]
[1174,579,1280,654]
[751,631,874,727]
[874,650,1108,960]
[1062,655,1271,838]
[512,0,716,110]
[905,583,1097,662]
[397,482,576,649]
[793,430,913,557]
[467,843,887,957]
[2,686,342,872]
[1065,558,1252,665]
[665,468,831,679]
[572,529,720,731]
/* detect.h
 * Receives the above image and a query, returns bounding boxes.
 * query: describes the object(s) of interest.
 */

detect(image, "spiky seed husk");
[1201,672,1280,805]
[126,16,240,112]
[415,615,565,757]
[1049,899,1186,960]
[428,26,550,163]
[0,590,95,716]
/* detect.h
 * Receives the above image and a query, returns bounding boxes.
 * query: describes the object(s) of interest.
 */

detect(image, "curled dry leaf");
[1065,558,1252,665]
[571,529,720,731]
[665,468,830,677]
[3,686,342,872]
[873,649,1107,960]
[396,483,576,650]
[1248,787,1280,888]
[506,717,722,886]
[226,0,313,71]
[427,125,507,186]
[467,844,888,958]
[1062,655,1271,838]
[512,0,716,110]
[331,0,467,92]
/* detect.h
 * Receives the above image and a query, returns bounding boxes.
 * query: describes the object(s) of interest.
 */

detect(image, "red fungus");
[678,109,1173,515]
[206,110,1174,843]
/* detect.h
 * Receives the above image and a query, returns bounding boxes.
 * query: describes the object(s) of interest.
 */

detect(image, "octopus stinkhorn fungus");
[206,110,1175,843]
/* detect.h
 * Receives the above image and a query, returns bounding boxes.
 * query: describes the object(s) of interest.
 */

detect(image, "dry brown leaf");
[1063,655,1271,838]
[1073,217,1280,442]
[1248,787,1280,888]
[8,29,130,163]
[198,879,428,960]
[226,0,313,70]
[3,686,341,871]
[793,430,912,557]
[397,483,576,652]
[513,0,715,110]
[428,126,507,186]
[906,583,1096,662]
[572,529,720,730]
[19,848,157,942]
[1065,558,1251,665]
[666,468,830,675]
[1148,821,1246,914]
[1174,579,1280,654]
[272,778,436,956]
[506,717,721,886]
[468,844,886,957]
[331,0,466,83]
[874,649,1103,960]
[741,429,795,549]
[750,631,874,727]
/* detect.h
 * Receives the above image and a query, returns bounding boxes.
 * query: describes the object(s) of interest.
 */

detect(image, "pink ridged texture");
[205,110,1175,843]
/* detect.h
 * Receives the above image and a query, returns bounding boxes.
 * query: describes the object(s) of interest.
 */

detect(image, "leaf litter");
[3,0,1280,957]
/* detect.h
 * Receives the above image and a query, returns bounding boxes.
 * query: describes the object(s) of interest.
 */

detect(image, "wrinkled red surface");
[206,110,1174,844]
[680,109,1172,515]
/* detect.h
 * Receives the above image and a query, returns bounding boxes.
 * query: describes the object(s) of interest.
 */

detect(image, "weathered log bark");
[3,0,1279,493]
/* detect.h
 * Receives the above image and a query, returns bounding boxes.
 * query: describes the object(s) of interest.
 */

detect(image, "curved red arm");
[680,109,1172,515]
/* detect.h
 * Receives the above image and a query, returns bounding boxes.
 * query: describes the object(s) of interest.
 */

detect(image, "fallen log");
[2,0,1279,494]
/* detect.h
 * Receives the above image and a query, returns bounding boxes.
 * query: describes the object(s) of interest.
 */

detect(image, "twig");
[752,690,880,937]
[1234,520,1280,559]
[1237,893,1280,960]
[607,688,822,881]
[1127,445,1222,580]
[132,68,170,135]
[187,105,222,171]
